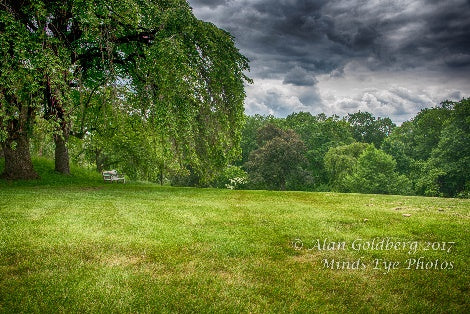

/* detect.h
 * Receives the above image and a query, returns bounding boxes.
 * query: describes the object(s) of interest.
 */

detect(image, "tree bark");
[1,133,38,180]
[44,76,71,175]
[0,93,38,180]
[95,149,104,173]
[54,130,70,175]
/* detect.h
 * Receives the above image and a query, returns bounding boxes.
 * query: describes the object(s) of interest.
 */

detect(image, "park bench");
[102,170,126,183]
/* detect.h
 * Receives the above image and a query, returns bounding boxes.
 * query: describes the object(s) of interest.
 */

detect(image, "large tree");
[245,124,307,190]
[324,142,369,191]
[415,98,469,197]
[0,5,44,179]
[0,0,250,179]
[346,111,395,148]
[343,146,412,195]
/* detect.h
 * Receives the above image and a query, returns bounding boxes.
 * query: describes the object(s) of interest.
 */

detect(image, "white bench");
[102,170,126,183]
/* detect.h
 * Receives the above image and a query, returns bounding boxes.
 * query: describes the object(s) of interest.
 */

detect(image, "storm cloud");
[188,0,470,123]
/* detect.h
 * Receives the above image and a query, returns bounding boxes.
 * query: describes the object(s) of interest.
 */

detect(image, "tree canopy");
[236,99,468,197]
[0,0,250,180]
[346,111,395,148]
[245,123,308,190]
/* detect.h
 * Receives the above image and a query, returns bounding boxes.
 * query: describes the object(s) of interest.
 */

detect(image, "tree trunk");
[1,134,38,180]
[159,160,164,185]
[54,131,70,175]
[45,77,71,175]
[1,93,38,180]
[95,149,104,173]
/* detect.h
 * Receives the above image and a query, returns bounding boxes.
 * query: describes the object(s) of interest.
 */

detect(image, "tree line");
[1,2,468,198]
[234,99,469,198]
[8,93,468,199]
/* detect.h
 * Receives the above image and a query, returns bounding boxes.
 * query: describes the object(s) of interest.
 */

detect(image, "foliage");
[225,176,248,190]
[343,146,412,195]
[245,124,308,190]
[0,0,251,180]
[212,165,248,189]
[237,114,282,166]
[285,112,354,186]
[324,142,370,191]
[0,156,101,187]
[377,100,466,197]
[380,127,416,176]
[237,103,468,197]
[347,111,396,148]
[415,98,470,197]
[408,104,452,160]
[414,161,446,197]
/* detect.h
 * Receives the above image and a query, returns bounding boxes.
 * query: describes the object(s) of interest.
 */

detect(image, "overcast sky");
[187,0,470,123]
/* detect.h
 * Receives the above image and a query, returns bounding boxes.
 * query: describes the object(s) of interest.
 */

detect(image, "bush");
[324,142,370,191]
[212,165,248,190]
[344,146,413,195]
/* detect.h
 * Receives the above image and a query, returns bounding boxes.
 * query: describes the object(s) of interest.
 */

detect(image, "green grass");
[1,158,469,312]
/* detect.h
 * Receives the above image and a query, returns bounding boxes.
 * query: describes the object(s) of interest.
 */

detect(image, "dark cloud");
[444,53,470,68]
[352,26,380,50]
[189,0,228,9]
[283,67,318,86]
[192,0,470,83]
[188,0,470,122]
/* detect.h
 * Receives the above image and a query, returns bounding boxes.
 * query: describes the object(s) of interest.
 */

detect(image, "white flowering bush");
[213,165,248,190]
[225,176,247,190]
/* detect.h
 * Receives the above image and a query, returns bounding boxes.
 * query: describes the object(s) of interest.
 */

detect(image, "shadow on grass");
[0,157,103,187]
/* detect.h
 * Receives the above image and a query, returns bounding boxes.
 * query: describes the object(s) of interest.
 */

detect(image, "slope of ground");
[0,159,469,312]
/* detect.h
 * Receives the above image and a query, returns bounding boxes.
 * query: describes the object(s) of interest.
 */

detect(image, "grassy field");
[0,159,469,313]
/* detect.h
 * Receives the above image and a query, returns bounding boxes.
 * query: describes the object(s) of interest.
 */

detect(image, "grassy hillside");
[0,159,469,312]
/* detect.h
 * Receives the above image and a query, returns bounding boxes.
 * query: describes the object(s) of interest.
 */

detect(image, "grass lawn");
[0,159,469,312]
